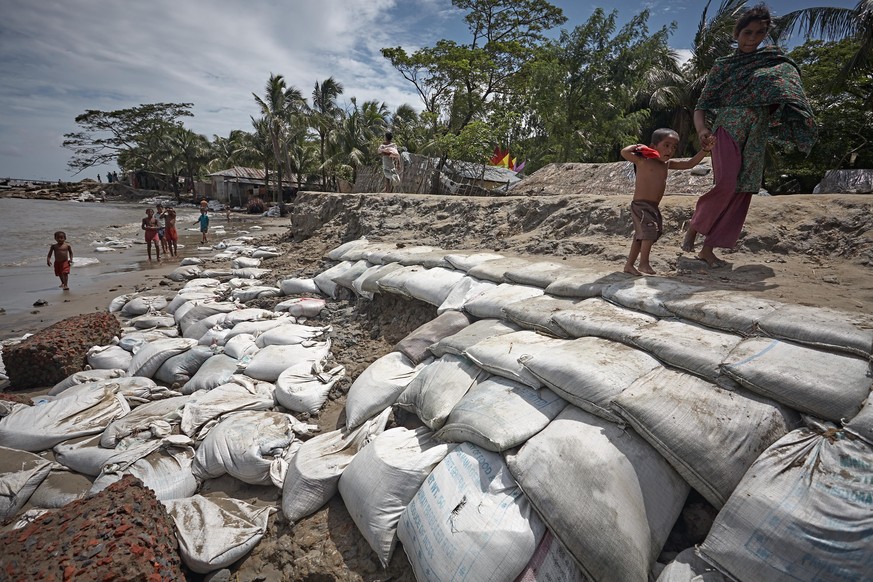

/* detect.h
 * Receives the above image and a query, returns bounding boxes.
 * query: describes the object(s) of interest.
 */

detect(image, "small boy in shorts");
[620,128,712,275]
[194,208,209,244]
[47,231,73,290]
[164,206,178,257]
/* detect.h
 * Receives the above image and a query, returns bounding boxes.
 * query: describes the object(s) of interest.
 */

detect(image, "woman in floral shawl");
[682,4,817,267]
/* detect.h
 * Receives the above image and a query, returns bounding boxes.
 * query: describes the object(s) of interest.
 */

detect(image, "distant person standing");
[155,203,169,255]
[141,208,161,261]
[377,132,402,193]
[194,208,210,244]
[164,206,178,257]
[46,231,73,290]
[97,174,101,183]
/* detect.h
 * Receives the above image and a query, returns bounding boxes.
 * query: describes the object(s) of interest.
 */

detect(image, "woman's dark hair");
[385,131,393,141]
[734,4,771,35]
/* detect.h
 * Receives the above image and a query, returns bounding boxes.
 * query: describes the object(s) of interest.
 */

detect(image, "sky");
[0,0,856,182]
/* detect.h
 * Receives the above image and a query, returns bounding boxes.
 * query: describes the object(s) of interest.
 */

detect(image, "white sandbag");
[90,440,198,500]
[183,277,223,289]
[200,269,234,279]
[544,270,630,299]
[313,261,356,298]
[51,368,127,394]
[242,340,331,382]
[154,345,213,385]
[698,425,873,582]
[397,250,452,268]
[278,277,321,295]
[463,282,545,319]
[502,295,585,338]
[275,361,345,415]
[251,249,279,259]
[602,278,704,317]
[464,330,564,389]
[130,314,177,330]
[181,379,275,439]
[845,396,873,445]
[613,367,801,508]
[27,468,92,509]
[0,383,129,451]
[282,407,391,522]
[656,548,728,582]
[375,265,428,298]
[515,530,586,582]
[56,376,170,408]
[662,290,781,335]
[223,334,260,360]
[504,261,570,289]
[192,410,296,485]
[177,302,238,337]
[108,293,133,313]
[254,323,331,348]
[356,262,404,296]
[179,257,203,266]
[0,446,52,520]
[467,256,535,283]
[436,375,566,452]
[398,441,545,582]
[127,337,198,378]
[232,256,261,269]
[339,426,455,567]
[519,336,661,422]
[121,295,168,316]
[505,406,689,582]
[756,303,873,357]
[219,307,277,327]
[87,344,133,370]
[393,310,473,365]
[222,318,291,344]
[373,245,436,265]
[182,354,239,394]
[429,318,521,358]
[628,319,744,383]
[344,351,429,430]
[331,259,371,294]
[721,338,872,422]
[396,354,488,430]
[274,297,326,317]
[551,297,658,343]
[402,266,467,306]
[53,434,123,476]
[328,238,370,261]
[166,265,203,282]
[231,286,280,302]
[198,327,232,347]
[444,252,506,272]
[436,274,498,314]
[164,495,274,574]
[101,395,189,448]
[117,331,161,353]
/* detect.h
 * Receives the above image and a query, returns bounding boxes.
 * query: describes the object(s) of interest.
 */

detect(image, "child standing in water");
[682,4,816,267]
[141,207,161,261]
[47,231,74,290]
[195,208,210,244]
[620,128,712,276]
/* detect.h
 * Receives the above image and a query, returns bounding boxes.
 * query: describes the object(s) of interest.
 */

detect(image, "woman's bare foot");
[697,247,727,268]
[623,265,642,276]
[681,229,697,252]
[638,264,656,275]
[62,286,69,290]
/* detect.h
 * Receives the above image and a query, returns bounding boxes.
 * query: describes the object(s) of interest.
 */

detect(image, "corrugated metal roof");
[445,160,522,184]
[207,166,267,180]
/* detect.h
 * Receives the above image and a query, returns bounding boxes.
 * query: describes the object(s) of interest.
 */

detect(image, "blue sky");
[0,0,855,181]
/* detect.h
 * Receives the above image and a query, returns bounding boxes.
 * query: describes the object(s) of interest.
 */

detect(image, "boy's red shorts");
[54,260,70,276]
[165,227,178,241]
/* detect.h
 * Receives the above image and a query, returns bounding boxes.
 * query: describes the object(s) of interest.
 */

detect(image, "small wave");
[73,257,101,267]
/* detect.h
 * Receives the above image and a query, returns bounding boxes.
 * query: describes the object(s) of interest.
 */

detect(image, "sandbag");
[502,295,585,338]
[344,352,428,430]
[428,318,521,358]
[232,256,261,269]
[444,252,505,271]
[656,548,728,582]
[602,278,703,317]
[398,441,545,582]
[375,265,428,298]
[278,277,321,296]
[253,323,331,348]
[27,468,93,509]
[756,303,873,358]
[339,426,454,566]
[127,338,198,378]
[51,368,127,395]
[332,259,371,294]
[397,250,452,268]
[515,530,586,582]
[275,361,345,415]
[54,435,161,477]
[463,282,545,319]
[241,340,331,382]
[87,344,133,370]
[401,266,467,306]
[232,267,272,279]
[108,293,133,313]
[504,261,570,289]
[435,375,566,452]
[176,302,238,337]
[90,440,198,501]
[612,367,801,508]
[698,425,873,582]
[154,345,213,385]
[395,354,487,430]
[0,446,52,520]
[356,262,404,296]
[166,265,202,282]
[327,238,370,261]
[464,330,564,389]
[543,270,630,299]
[313,261,355,298]
[222,318,290,344]
[130,314,177,330]
[281,407,391,523]
[274,297,326,317]
[551,297,658,343]
[505,405,689,582]
[219,308,277,328]
[721,338,872,422]
[467,256,535,283]
[393,310,473,364]
[192,410,296,485]
[164,495,274,574]
[223,334,260,360]
[845,396,873,445]
[436,275,498,314]
[182,354,239,394]
[101,395,189,448]
[231,286,280,302]
[181,379,275,439]
[519,336,661,422]
[121,295,168,316]
[662,290,781,335]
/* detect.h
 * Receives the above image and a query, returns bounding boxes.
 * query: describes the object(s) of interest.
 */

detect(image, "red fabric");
[635,145,661,159]
[144,228,159,243]
[164,226,178,241]
[54,260,70,276]
[689,127,753,249]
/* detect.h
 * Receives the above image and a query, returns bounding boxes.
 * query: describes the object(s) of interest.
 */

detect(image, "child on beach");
[681,4,816,267]
[620,128,712,276]
[46,231,73,290]
[377,132,402,193]
[155,203,169,255]
[195,208,209,244]
[141,208,161,261]
[164,206,178,257]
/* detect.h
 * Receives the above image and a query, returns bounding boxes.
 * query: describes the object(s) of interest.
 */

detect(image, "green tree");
[253,74,306,204]
[63,103,193,175]
[311,77,344,190]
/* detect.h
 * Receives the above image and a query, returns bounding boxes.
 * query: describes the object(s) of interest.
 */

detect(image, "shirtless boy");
[164,206,178,257]
[620,128,713,275]
[47,231,73,290]
[141,208,161,261]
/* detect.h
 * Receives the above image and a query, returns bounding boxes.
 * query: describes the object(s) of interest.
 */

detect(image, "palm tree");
[332,98,389,184]
[775,1,872,95]
[311,77,344,190]
[253,74,306,205]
